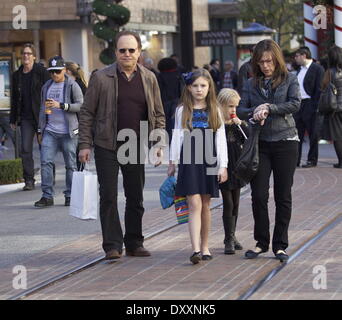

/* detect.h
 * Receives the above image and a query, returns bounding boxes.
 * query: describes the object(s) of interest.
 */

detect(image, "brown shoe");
[105,249,122,260]
[126,246,151,257]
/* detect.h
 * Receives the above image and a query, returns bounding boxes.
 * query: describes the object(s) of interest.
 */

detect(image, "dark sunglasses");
[49,69,62,74]
[118,48,137,54]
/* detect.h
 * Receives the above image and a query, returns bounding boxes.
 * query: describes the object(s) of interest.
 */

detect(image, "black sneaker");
[34,197,54,208]
[65,197,71,206]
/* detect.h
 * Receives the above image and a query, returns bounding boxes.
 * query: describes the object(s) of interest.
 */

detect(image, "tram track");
[8,199,226,301]
[237,213,342,300]
[7,187,341,301]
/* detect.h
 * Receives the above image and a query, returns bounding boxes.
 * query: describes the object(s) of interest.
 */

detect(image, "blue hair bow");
[182,72,194,85]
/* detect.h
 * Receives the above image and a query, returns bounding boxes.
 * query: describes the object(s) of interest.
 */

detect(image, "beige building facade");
[0,0,210,77]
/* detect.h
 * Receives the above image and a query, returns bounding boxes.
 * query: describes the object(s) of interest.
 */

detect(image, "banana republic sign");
[195,31,233,47]
[142,9,176,25]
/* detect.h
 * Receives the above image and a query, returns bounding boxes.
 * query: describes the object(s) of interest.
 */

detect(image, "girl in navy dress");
[217,88,249,255]
[168,69,228,264]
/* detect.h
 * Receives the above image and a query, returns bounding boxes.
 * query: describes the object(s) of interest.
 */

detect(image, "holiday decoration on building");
[92,0,130,65]
[304,1,319,60]
[334,0,342,47]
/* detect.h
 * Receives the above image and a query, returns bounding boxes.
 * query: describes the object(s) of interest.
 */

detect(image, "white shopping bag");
[69,169,98,220]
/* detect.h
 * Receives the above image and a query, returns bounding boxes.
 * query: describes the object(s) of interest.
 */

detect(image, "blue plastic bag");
[159,176,177,209]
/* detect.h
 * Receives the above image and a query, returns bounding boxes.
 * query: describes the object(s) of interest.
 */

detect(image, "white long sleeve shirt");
[169,105,228,168]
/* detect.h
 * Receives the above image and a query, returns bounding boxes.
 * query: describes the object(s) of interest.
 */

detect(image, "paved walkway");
[1,143,341,300]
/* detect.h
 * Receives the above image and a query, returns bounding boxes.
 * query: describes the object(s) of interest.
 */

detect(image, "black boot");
[224,216,236,255]
[233,215,243,250]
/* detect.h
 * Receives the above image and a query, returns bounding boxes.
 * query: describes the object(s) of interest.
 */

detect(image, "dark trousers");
[294,99,319,165]
[250,140,298,254]
[94,143,145,254]
[20,119,37,183]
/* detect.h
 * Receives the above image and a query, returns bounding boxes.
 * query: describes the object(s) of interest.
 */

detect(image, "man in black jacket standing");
[294,47,324,168]
[10,43,50,190]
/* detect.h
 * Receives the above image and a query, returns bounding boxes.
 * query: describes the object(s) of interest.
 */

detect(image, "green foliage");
[0,158,23,185]
[92,0,130,65]
[100,48,117,65]
[93,0,130,26]
[93,21,117,41]
[238,0,304,48]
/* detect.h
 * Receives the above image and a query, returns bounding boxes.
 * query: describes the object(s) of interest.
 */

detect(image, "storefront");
[0,0,179,77]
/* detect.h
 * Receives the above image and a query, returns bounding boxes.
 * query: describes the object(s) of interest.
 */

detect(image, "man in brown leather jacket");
[79,31,165,260]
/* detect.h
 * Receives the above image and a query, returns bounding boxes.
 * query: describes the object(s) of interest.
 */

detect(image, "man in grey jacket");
[34,56,83,208]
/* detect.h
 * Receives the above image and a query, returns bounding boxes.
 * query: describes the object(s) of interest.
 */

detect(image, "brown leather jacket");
[79,63,165,151]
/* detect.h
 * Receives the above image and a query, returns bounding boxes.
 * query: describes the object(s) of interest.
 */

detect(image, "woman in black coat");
[320,46,342,168]
[237,39,301,262]
[157,58,184,142]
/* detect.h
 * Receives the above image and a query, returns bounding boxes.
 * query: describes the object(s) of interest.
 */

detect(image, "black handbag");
[233,121,261,183]
[318,69,338,114]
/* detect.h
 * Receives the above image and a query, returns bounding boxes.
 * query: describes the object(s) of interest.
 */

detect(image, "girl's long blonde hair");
[65,61,88,87]
[179,68,221,131]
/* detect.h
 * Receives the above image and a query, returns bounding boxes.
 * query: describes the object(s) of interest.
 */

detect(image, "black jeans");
[295,99,319,165]
[94,143,145,254]
[250,140,298,254]
[20,119,37,183]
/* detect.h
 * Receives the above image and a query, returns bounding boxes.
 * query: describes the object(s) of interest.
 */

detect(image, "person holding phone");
[34,56,83,208]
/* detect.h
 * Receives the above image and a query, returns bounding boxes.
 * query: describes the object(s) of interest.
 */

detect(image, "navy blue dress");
[175,109,219,198]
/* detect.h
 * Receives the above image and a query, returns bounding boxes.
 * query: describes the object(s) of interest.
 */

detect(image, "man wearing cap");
[34,56,83,208]
[10,43,50,191]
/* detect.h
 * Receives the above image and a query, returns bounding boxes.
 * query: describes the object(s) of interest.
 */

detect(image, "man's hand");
[10,123,16,130]
[218,167,228,183]
[153,147,164,167]
[79,148,91,163]
[37,133,42,145]
[46,99,60,109]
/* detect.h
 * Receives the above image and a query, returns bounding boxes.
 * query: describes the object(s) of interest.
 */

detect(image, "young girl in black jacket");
[217,88,249,254]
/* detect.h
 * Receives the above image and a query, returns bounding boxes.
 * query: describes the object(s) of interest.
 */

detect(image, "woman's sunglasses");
[118,48,137,54]
[49,69,63,74]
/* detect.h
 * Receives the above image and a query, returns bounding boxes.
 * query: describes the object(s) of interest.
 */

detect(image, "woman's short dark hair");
[328,46,342,70]
[21,43,36,57]
[251,39,288,89]
[115,30,142,49]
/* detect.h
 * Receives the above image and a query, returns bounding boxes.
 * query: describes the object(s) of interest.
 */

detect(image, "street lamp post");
[76,0,94,24]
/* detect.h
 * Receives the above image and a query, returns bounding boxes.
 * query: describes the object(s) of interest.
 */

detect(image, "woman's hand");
[167,163,176,176]
[253,103,270,126]
[254,103,270,114]
[218,167,228,183]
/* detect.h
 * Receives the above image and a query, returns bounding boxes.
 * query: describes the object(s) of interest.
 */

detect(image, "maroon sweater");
[117,69,148,137]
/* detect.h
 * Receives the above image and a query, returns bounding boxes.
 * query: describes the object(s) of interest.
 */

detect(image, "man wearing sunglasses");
[10,43,50,191]
[34,56,83,208]
[79,30,166,260]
